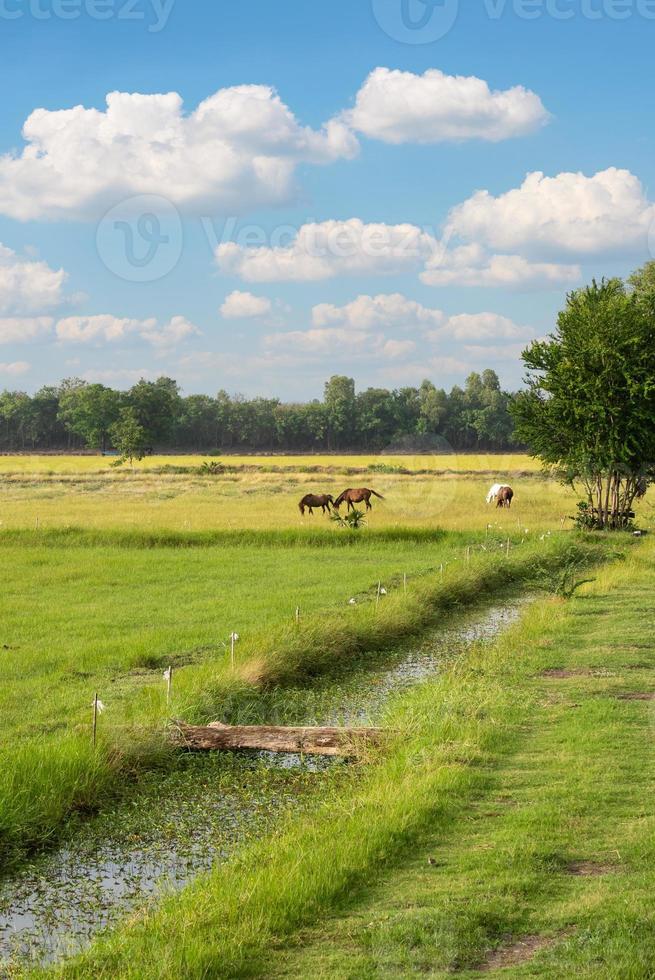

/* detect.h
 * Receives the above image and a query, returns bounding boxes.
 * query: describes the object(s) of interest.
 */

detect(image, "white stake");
[440,563,444,581]
[375,580,381,612]
[229,631,239,670]
[295,605,300,625]
[403,572,407,595]
[163,665,173,705]
[91,693,105,747]
[506,537,510,559]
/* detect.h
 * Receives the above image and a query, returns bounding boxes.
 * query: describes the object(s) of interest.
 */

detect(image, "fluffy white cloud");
[264,327,415,360]
[420,243,580,288]
[463,343,530,361]
[0,87,358,220]
[216,219,435,282]
[0,316,54,344]
[0,360,30,375]
[219,290,273,319]
[55,314,199,348]
[438,312,534,342]
[346,67,549,144]
[445,168,655,256]
[312,293,444,330]
[0,244,67,314]
[139,315,200,349]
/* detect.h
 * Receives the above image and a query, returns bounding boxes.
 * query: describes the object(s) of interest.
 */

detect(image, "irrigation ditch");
[0,592,531,972]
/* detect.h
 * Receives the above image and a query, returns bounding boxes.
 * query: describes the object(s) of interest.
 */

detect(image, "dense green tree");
[324,375,356,449]
[0,368,518,453]
[512,271,655,528]
[58,381,122,451]
[109,407,148,468]
[418,380,448,435]
[127,377,181,444]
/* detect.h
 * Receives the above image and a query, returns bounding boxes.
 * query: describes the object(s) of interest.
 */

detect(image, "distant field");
[0,452,542,474]
[0,452,596,534]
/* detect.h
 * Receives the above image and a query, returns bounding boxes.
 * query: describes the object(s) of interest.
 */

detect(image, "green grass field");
[52,537,655,979]
[0,454,651,976]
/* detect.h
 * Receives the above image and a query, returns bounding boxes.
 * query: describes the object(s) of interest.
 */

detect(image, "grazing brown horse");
[333,488,385,512]
[496,485,514,508]
[299,493,334,515]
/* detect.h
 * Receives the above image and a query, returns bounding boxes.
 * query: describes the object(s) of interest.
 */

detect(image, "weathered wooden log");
[174,721,386,757]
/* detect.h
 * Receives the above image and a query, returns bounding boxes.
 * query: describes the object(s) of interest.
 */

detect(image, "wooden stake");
[375,580,381,612]
[295,605,300,625]
[164,666,173,705]
[403,572,407,594]
[230,632,237,670]
[92,692,98,748]
[506,537,510,559]
[440,563,444,581]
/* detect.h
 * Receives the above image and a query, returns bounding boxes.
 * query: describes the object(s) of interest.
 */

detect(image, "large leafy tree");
[58,381,122,451]
[127,377,181,445]
[323,375,356,449]
[511,268,655,529]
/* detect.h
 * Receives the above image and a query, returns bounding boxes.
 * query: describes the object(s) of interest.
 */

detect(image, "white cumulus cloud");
[220,290,273,319]
[0,244,67,314]
[216,219,435,282]
[312,293,444,330]
[0,316,54,344]
[55,314,199,348]
[0,360,30,375]
[437,312,534,342]
[346,67,549,144]
[0,86,358,221]
[420,243,580,288]
[445,167,655,256]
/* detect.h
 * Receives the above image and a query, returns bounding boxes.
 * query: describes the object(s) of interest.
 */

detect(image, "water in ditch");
[0,595,529,971]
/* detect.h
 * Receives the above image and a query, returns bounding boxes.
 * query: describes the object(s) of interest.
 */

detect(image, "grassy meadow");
[0,452,588,532]
[0,452,650,976]
[50,537,655,979]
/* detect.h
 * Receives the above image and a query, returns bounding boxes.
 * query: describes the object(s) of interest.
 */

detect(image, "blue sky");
[0,0,653,397]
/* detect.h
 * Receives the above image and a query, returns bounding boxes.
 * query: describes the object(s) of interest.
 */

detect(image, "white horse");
[486,483,508,504]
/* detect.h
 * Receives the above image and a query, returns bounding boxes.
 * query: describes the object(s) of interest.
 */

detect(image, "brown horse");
[299,493,334,515]
[496,485,514,508]
[333,487,385,512]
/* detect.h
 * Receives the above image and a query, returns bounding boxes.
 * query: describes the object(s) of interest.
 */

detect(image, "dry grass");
[0,454,606,533]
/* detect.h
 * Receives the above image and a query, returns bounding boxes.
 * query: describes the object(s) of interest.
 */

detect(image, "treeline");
[0,369,517,453]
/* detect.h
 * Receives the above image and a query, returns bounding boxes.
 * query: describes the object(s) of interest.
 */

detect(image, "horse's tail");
[298,500,305,515]
[369,489,385,499]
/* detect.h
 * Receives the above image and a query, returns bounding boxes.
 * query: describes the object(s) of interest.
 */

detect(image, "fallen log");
[174,721,387,757]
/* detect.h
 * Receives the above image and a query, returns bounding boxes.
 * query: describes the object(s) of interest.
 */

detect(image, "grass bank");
[0,532,602,870]
[39,536,625,979]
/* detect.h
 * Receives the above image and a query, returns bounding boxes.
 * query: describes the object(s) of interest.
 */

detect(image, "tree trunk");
[174,722,387,757]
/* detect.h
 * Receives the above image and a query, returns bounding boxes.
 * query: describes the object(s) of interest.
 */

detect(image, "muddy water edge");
[0,592,531,973]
